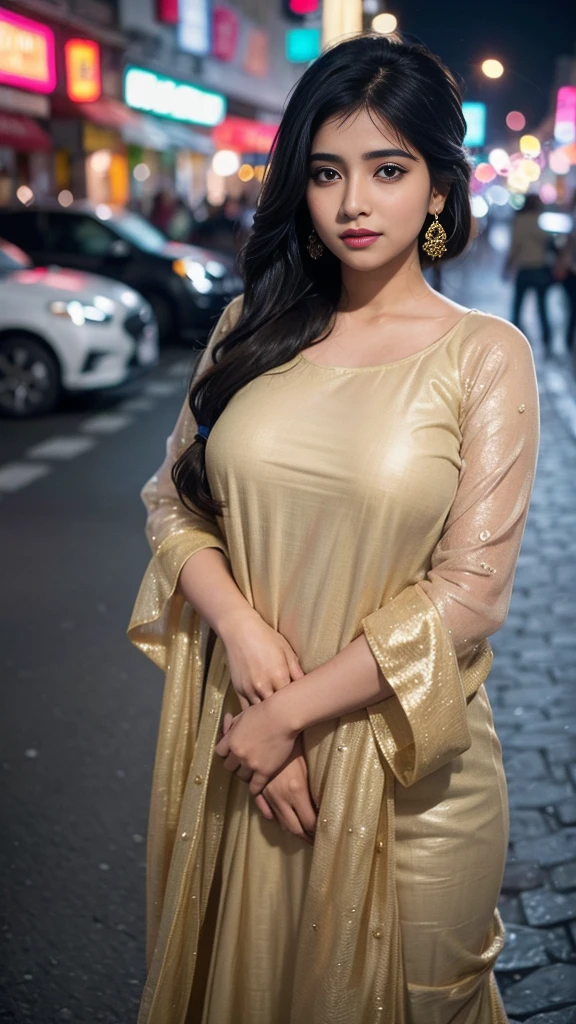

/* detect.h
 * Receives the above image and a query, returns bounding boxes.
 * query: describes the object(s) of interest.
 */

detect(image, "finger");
[223,752,242,773]
[222,712,234,734]
[235,765,253,783]
[295,797,317,837]
[287,655,305,680]
[248,771,268,797]
[238,694,251,713]
[276,802,312,844]
[254,794,275,821]
[215,733,231,757]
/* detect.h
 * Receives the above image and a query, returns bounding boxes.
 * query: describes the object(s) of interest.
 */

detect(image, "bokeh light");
[471,196,489,218]
[509,193,526,210]
[522,160,541,183]
[539,183,557,204]
[212,150,241,176]
[133,163,151,182]
[474,162,497,183]
[549,149,571,175]
[488,148,510,175]
[372,13,398,33]
[482,59,504,79]
[238,164,254,182]
[486,185,509,206]
[519,135,541,157]
[16,185,33,205]
[506,111,526,131]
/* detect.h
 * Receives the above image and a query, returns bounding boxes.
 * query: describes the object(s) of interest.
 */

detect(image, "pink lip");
[341,234,380,248]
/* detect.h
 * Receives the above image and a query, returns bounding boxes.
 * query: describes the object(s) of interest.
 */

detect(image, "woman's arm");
[277,319,540,738]
[217,317,540,792]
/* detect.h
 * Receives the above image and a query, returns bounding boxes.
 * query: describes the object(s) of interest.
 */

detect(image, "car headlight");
[48,300,113,326]
[172,258,213,294]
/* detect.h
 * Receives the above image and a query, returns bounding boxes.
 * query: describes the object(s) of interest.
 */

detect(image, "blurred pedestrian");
[149,189,177,235]
[553,192,576,355]
[505,194,553,357]
[128,31,539,1024]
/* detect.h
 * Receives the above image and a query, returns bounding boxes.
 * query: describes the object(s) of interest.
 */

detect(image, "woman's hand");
[255,735,318,845]
[220,715,317,844]
[218,609,304,711]
[215,697,300,796]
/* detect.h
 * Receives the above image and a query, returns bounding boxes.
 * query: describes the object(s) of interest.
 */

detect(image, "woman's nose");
[340,176,372,219]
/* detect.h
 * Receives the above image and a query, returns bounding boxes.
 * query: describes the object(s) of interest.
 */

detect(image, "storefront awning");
[121,113,215,155]
[0,112,52,151]
[77,97,143,129]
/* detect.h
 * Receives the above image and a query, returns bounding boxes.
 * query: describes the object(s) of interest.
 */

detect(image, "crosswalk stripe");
[26,436,97,459]
[0,462,50,492]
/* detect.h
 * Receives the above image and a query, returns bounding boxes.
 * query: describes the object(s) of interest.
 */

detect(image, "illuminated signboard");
[124,66,226,127]
[178,0,211,57]
[0,7,55,93]
[286,27,321,62]
[65,39,101,103]
[555,86,576,146]
[463,102,486,148]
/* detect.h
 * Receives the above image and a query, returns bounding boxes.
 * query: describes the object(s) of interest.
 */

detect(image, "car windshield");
[110,212,167,253]
[0,241,29,272]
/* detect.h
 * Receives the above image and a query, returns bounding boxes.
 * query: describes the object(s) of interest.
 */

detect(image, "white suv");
[0,239,158,417]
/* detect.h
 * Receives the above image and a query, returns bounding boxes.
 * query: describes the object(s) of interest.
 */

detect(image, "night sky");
[389,0,576,143]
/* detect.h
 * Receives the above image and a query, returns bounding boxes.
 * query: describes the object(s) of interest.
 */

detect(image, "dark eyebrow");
[309,148,417,163]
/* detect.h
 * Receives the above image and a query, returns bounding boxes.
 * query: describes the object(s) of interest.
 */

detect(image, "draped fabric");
[128,293,539,1023]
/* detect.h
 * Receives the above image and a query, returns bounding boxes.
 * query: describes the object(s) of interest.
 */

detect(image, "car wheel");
[0,333,61,417]
[148,291,177,343]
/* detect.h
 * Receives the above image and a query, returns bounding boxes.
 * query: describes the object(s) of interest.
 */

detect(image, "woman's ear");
[428,187,450,217]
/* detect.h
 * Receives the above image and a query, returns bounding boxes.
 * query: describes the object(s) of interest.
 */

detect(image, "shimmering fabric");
[127,293,540,1024]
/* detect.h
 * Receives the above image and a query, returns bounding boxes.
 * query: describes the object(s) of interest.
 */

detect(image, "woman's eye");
[377,164,405,180]
[312,167,339,183]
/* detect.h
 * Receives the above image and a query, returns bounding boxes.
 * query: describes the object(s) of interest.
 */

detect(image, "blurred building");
[0,0,311,210]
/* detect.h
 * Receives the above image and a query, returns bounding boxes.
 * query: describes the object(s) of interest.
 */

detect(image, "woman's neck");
[338,241,432,320]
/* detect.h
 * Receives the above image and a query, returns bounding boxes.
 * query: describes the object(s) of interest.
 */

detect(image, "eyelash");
[311,163,407,184]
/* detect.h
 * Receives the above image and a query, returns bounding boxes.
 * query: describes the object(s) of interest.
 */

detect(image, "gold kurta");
[128,293,540,1024]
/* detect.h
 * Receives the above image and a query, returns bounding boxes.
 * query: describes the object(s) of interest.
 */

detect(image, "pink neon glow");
[0,7,56,93]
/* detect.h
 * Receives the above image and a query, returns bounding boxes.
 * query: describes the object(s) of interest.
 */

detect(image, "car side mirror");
[109,238,130,258]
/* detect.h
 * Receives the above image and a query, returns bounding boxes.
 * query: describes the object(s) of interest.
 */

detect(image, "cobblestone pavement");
[443,237,576,1023]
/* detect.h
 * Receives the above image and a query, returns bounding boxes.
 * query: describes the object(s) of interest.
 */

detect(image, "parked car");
[0,202,243,343]
[0,239,158,418]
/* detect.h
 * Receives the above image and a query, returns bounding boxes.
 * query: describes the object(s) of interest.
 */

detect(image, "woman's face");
[305,107,445,269]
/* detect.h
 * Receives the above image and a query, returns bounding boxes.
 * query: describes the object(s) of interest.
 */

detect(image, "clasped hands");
[214,609,317,844]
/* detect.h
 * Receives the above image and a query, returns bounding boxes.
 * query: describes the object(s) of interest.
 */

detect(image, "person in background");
[553,191,576,357]
[505,193,553,358]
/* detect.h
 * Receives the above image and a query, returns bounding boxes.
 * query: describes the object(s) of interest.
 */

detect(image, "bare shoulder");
[226,292,244,329]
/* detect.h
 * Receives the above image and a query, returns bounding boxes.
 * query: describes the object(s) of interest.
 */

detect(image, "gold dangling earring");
[307,229,325,260]
[422,209,448,260]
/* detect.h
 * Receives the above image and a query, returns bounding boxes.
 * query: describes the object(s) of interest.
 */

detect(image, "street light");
[481,59,504,79]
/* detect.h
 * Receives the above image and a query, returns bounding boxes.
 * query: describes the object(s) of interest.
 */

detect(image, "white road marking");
[143,381,181,397]
[80,414,133,434]
[26,436,97,459]
[167,359,195,377]
[0,462,50,492]
[117,398,155,413]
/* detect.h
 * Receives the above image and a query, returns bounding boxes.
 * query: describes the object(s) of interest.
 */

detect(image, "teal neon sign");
[123,66,226,128]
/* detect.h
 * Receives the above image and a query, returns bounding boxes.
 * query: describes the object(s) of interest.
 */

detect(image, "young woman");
[128,32,540,1024]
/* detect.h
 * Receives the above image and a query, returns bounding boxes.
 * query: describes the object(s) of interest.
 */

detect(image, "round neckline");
[294,309,477,372]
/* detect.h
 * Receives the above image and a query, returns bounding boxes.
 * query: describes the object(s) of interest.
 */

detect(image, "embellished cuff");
[127,530,228,671]
[360,585,485,787]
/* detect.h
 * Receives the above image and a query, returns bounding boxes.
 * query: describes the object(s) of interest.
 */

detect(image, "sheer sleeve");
[127,293,243,669]
[360,317,540,787]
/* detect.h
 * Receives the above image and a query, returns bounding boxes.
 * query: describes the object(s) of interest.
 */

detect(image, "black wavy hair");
[173,31,472,517]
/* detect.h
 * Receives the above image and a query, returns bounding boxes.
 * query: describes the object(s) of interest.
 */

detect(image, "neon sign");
[0,7,56,93]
